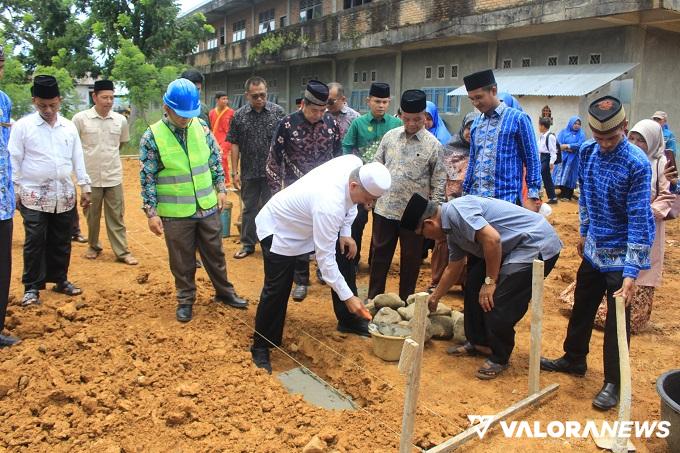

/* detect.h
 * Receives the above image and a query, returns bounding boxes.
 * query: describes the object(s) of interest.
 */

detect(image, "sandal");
[476,359,509,380]
[233,249,254,259]
[84,248,101,260]
[117,255,139,265]
[447,341,491,357]
[21,290,40,307]
[52,281,82,296]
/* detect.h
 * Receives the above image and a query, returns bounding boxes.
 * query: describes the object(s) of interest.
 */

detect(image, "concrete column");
[347,58,356,96]
[624,25,646,123]
[286,64,291,111]
[331,59,337,82]
[251,6,256,37]
[332,0,337,14]
[286,0,291,25]
[488,40,498,69]
[394,50,402,114]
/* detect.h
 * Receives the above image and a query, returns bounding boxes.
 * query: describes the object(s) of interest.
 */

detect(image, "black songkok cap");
[304,80,329,106]
[31,75,60,99]
[295,97,303,105]
[400,89,426,114]
[463,69,496,91]
[588,96,626,132]
[401,193,437,232]
[369,82,390,98]
[94,80,115,92]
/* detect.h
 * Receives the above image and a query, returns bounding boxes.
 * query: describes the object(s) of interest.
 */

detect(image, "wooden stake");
[528,259,544,395]
[612,295,631,453]
[426,383,559,453]
[398,339,419,375]
[399,292,428,453]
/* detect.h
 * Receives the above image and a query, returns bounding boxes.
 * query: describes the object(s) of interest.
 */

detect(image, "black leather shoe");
[176,304,193,322]
[0,334,21,348]
[215,292,248,309]
[250,346,272,374]
[316,268,326,285]
[292,284,308,302]
[337,319,370,337]
[540,356,587,377]
[592,383,619,410]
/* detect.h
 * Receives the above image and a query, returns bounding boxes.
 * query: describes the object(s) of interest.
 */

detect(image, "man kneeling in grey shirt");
[401,194,562,380]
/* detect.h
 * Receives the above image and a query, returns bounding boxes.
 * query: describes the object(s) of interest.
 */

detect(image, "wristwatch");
[484,276,495,285]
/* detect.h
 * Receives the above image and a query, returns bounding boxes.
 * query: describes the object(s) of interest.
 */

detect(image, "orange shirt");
[209,107,234,180]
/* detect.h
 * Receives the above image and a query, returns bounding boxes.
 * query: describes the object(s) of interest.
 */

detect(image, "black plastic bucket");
[657,369,680,452]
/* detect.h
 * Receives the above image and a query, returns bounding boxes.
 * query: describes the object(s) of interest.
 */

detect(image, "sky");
[179,0,210,14]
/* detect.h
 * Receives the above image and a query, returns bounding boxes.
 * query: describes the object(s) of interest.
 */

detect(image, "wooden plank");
[398,339,419,375]
[528,259,545,395]
[399,292,429,453]
[612,296,631,453]
[426,383,560,453]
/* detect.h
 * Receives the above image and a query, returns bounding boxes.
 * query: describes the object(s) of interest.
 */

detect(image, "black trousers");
[293,253,310,285]
[464,253,559,365]
[368,213,424,302]
[20,205,74,291]
[540,153,556,200]
[253,235,359,349]
[0,219,12,332]
[351,204,370,265]
[240,177,271,251]
[563,259,631,385]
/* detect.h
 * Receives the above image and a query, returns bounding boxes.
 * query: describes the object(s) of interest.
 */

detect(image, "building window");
[344,0,372,9]
[232,94,244,108]
[353,72,358,83]
[437,65,445,79]
[589,53,601,64]
[450,64,458,79]
[258,9,275,34]
[300,0,323,22]
[207,38,218,50]
[425,66,432,80]
[547,56,558,66]
[568,55,579,65]
[280,16,288,28]
[521,58,531,68]
[502,59,512,69]
[219,26,225,46]
[371,70,376,82]
[349,89,370,111]
[362,71,367,82]
[270,79,278,88]
[232,20,246,42]
[422,87,460,114]
[301,75,319,87]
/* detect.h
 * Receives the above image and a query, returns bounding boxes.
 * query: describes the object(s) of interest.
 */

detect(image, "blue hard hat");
[163,78,201,118]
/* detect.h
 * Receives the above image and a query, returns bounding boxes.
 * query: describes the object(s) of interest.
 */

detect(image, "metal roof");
[447,63,638,97]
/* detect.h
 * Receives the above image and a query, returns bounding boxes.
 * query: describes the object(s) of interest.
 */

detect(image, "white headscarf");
[630,119,665,160]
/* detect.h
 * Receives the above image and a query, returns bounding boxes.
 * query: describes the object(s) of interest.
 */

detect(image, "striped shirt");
[463,102,541,202]
[578,138,655,278]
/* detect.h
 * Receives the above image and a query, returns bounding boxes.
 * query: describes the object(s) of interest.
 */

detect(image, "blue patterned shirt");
[578,138,655,278]
[0,90,14,220]
[463,103,541,202]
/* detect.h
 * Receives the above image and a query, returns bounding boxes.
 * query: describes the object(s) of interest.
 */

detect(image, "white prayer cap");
[359,162,391,197]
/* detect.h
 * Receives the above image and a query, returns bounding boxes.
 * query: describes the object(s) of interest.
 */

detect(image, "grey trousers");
[240,177,271,251]
[85,184,131,258]
[162,212,237,306]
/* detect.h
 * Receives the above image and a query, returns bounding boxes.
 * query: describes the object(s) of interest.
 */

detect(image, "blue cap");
[163,78,201,118]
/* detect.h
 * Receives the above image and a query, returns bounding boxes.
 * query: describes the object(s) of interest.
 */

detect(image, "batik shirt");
[373,127,446,220]
[578,138,655,278]
[0,90,13,220]
[329,104,360,139]
[139,117,225,219]
[266,110,342,193]
[463,102,541,202]
[342,112,402,162]
[227,101,286,180]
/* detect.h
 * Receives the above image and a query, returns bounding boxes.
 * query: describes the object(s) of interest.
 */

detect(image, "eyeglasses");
[326,98,338,106]
[249,93,267,100]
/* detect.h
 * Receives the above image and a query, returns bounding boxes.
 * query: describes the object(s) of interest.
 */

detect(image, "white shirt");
[256,154,361,301]
[9,112,91,213]
[538,131,558,165]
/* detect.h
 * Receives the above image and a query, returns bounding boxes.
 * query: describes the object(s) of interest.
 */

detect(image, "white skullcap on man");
[359,162,392,197]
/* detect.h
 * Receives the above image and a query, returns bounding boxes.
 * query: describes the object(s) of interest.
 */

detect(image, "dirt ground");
[1,158,678,452]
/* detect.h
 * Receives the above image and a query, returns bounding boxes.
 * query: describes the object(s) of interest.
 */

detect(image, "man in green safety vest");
[139,78,247,322]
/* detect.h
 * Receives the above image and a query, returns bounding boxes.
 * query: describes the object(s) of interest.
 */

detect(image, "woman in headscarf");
[552,116,586,200]
[560,119,674,333]
[499,92,524,112]
[428,112,476,294]
[424,101,452,145]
